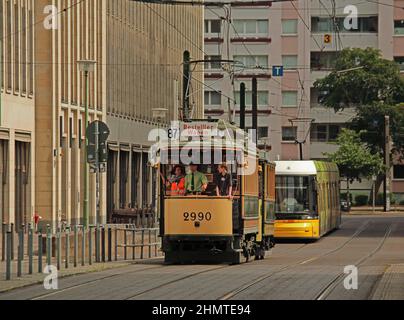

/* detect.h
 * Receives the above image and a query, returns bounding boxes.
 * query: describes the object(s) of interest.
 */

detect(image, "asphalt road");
[1,214,403,300]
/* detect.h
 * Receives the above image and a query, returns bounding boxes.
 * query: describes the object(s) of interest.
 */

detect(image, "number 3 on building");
[324,34,332,44]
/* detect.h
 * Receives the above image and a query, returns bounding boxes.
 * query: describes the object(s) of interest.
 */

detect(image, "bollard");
[124,229,127,260]
[28,223,33,274]
[108,227,112,262]
[141,230,145,259]
[38,232,43,273]
[74,225,78,267]
[101,227,105,262]
[6,231,12,280]
[56,230,61,270]
[10,223,14,260]
[17,227,24,277]
[89,226,93,265]
[132,229,135,260]
[148,229,152,258]
[1,223,6,261]
[114,228,118,261]
[81,227,86,266]
[46,225,52,267]
[65,226,70,269]
[95,225,100,263]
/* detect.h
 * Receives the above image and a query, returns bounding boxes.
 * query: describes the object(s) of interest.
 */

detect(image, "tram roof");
[274,160,338,175]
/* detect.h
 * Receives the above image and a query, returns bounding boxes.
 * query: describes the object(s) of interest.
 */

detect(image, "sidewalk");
[0,259,133,293]
[371,264,404,300]
[344,206,404,215]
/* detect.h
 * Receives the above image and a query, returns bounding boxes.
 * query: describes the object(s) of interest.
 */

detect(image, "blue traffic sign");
[272,65,284,77]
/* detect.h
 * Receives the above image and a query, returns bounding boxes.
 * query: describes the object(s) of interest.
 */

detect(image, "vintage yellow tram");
[151,120,275,264]
[274,160,341,240]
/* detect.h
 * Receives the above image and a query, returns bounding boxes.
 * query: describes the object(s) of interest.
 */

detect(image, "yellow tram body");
[164,197,233,236]
[274,161,341,240]
[153,120,276,264]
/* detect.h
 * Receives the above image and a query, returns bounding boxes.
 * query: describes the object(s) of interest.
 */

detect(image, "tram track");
[25,219,378,300]
[218,220,372,300]
[30,263,166,300]
[314,223,393,300]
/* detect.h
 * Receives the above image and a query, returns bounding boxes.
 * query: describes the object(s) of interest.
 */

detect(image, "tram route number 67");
[183,212,212,222]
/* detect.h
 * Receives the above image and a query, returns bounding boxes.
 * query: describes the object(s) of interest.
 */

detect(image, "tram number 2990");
[183,212,212,222]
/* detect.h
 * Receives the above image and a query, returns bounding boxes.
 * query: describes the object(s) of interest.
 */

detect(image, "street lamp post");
[152,108,168,227]
[78,60,96,229]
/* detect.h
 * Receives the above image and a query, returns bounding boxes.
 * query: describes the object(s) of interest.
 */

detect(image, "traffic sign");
[272,66,284,77]
[86,120,110,144]
[86,120,110,164]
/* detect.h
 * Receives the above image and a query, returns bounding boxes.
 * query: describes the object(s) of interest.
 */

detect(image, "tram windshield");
[275,175,317,218]
[159,148,242,197]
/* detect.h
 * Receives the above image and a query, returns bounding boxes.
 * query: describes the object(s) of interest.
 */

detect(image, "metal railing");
[1,222,162,281]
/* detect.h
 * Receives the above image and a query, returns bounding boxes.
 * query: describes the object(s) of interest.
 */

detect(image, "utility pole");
[252,77,258,143]
[239,82,246,130]
[183,51,190,121]
[384,115,391,212]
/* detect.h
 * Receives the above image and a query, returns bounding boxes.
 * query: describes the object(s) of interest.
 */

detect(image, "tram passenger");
[214,163,233,199]
[165,165,185,196]
[184,163,208,194]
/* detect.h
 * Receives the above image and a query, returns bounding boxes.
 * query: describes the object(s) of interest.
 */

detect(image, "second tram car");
[274,161,341,239]
[153,120,276,264]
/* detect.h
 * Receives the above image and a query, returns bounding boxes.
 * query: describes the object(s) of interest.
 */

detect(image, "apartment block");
[203,0,404,200]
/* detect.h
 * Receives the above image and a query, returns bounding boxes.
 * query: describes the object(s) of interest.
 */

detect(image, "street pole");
[84,70,89,228]
[95,121,100,226]
[384,115,391,212]
[298,141,303,160]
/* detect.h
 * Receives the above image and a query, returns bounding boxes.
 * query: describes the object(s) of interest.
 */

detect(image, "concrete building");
[203,0,404,202]
[0,0,204,231]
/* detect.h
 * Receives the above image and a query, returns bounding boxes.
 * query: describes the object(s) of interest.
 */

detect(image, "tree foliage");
[325,129,384,183]
[314,48,404,111]
[349,102,404,156]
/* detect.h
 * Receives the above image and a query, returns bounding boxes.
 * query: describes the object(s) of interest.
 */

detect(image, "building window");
[204,55,222,70]
[205,19,221,34]
[394,20,404,35]
[234,91,269,106]
[328,125,341,141]
[393,165,404,179]
[282,19,298,35]
[311,124,342,142]
[282,127,297,141]
[233,55,268,68]
[310,87,328,106]
[204,90,222,106]
[311,52,337,70]
[282,55,298,70]
[233,19,269,36]
[311,16,378,33]
[394,57,404,71]
[282,91,298,107]
[258,127,269,139]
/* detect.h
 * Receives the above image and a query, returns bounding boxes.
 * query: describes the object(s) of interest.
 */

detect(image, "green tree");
[314,48,404,111]
[314,48,404,202]
[325,129,384,210]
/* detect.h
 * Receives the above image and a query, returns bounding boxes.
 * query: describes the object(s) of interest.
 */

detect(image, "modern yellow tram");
[274,161,341,240]
[152,120,276,264]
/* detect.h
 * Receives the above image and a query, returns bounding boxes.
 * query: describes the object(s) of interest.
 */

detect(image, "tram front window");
[275,176,317,219]
[161,163,238,197]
